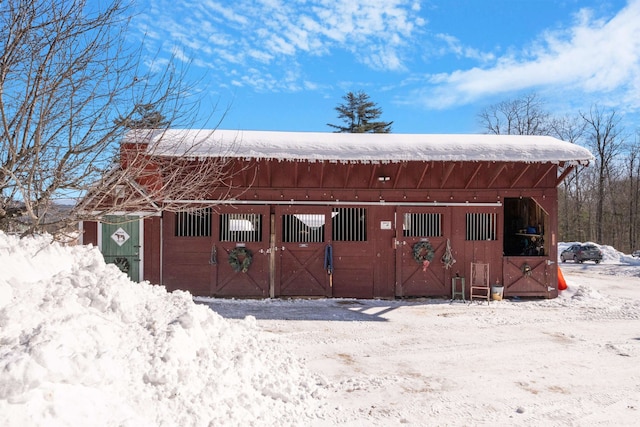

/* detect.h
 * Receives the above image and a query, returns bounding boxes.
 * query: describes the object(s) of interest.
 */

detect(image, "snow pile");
[0,232,324,427]
[569,284,607,301]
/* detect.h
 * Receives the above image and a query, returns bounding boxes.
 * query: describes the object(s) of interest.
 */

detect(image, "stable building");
[80,129,594,300]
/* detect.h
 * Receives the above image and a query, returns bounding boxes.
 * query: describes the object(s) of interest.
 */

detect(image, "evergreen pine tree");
[328,91,392,133]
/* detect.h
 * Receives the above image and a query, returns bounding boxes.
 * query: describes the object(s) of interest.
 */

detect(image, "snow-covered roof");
[126,129,595,165]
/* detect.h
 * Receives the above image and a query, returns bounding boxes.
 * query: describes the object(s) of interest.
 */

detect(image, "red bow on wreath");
[412,240,435,271]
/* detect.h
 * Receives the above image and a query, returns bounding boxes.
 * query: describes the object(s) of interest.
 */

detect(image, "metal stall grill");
[282,214,326,243]
[175,208,212,237]
[332,207,367,241]
[466,212,497,241]
[403,213,442,237]
[220,213,263,242]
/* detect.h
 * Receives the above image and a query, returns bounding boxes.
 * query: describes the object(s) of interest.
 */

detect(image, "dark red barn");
[81,129,593,300]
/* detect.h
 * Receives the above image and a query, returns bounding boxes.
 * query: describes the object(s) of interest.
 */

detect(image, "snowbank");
[0,233,324,427]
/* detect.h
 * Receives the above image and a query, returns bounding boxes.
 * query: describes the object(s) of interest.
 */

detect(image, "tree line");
[477,93,640,253]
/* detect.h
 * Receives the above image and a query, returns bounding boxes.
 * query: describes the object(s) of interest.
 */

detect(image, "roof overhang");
[124,129,595,165]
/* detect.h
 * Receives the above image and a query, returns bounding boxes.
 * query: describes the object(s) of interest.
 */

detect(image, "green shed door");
[101,215,140,282]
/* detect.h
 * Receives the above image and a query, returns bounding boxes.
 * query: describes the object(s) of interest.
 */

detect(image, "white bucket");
[491,285,504,301]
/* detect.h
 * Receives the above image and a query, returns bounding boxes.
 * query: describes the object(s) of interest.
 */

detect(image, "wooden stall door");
[503,256,554,297]
[101,215,141,282]
[211,206,271,297]
[274,206,331,297]
[162,211,212,295]
[451,206,503,295]
[331,205,395,299]
[395,208,449,297]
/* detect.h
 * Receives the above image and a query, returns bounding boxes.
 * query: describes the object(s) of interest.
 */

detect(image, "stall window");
[332,207,367,241]
[466,212,497,241]
[282,214,325,243]
[175,208,211,237]
[220,213,262,242]
[403,213,442,237]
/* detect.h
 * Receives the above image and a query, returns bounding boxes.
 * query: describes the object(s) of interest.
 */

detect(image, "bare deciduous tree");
[580,105,623,244]
[624,136,640,251]
[478,92,550,135]
[75,127,250,219]
[549,115,587,240]
[0,0,231,236]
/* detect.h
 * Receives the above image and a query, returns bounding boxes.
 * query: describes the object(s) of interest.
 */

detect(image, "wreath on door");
[228,247,253,273]
[413,240,435,271]
[412,240,435,263]
[113,257,130,273]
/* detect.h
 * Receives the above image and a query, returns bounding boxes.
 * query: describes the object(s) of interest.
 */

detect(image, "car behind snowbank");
[560,243,603,263]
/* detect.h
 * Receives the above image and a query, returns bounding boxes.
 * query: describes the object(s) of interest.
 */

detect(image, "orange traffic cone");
[557,266,567,291]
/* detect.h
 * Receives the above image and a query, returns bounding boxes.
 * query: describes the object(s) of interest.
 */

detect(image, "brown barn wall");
[235,160,559,193]
[143,217,162,284]
[161,212,212,294]
[93,159,565,299]
[82,221,98,246]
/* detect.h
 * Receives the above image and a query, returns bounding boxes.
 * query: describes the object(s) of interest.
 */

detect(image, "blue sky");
[132,0,640,134]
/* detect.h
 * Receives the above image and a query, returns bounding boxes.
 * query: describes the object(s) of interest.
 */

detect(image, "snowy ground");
[1,233,639,426]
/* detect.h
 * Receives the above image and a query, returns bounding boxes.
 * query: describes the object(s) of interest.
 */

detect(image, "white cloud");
[364,45,403,71]
[306,0,421,70]
[171,46,190,63]
[200,0,249,26]
[435,34,496,63]
[248,49,274,64]
[135,0,425,91]
[417,0,640,110]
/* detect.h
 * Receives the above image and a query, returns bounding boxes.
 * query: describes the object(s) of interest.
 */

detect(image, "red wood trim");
[319,162,325,187]
[265,161,272,187]
[533,164,556,188]
[368,164,380,187]
[487,164,507,188]
[555,165,575,187]
[440,163,456,188]
[416,163,430,189]
[244,160,250,186]
[510,164,531,188]
[392,163,404,189]
[294,162,299,187]
[344,163,353,188]
[464,163,483,189]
